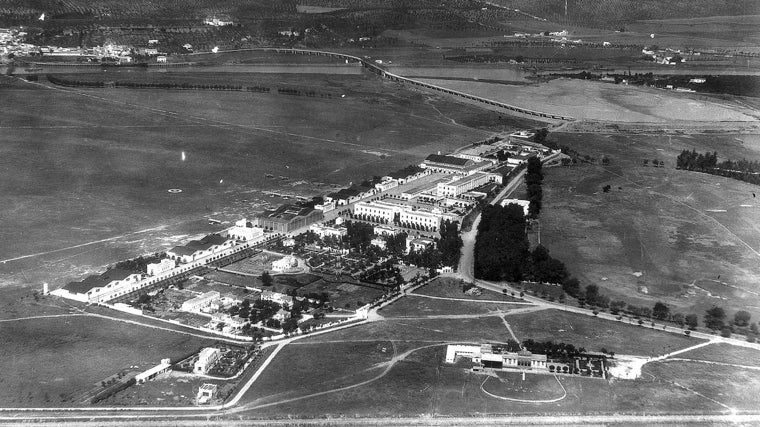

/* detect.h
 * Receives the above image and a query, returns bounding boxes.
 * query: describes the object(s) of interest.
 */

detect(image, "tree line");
[677,149,760,186]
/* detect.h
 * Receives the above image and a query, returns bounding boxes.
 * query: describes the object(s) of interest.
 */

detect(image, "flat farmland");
[238,344,721,418]
[539,132,760,314]
[0,71,492,290]
[0,315,214,407]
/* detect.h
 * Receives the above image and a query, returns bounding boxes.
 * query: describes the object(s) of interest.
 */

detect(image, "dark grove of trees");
[676,149,760,186]
[438,220,463,269]
[474,204,568,284]
[525,156,543,218]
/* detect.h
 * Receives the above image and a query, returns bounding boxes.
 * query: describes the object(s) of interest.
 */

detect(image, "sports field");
[539,132,760,314]
[0,70,493,290]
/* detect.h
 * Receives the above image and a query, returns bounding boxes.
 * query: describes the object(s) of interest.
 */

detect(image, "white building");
[370,237,387,250]
[374,225,402,236]
[147,258,174,276]
[406,236,435,254]
[57,268,145,304]
[181,291,221,313]
[375,178,398,192]
[445,344,547,370]
[436,172,499,198]
[194,348,221,374]
[156,55,167,63]
[197,383,217,404]
[309,223,347,239]
[227,219,264,241]
[272,256,297,272]
[500,198,530,216]
[135,358,171,384]
[261,290,293,307]
[167,234,232,264]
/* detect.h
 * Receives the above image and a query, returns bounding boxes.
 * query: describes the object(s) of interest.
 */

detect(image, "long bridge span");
[210,47,575,122]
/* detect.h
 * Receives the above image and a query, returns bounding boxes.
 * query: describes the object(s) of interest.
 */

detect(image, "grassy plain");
[539,132,760,315]
[0,69,496,290]
[239,344,720,418]
[379,295,530,318]
[0,315,214,407]
[674,342,760,368]
[415,77,759,122]
[506,309,701,356]
[412,276,524,301]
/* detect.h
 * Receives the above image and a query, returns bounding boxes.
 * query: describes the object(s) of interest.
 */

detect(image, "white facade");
[135,358,171,384]
[197,383,218,404]
[353,200,397,223]
[181,291,221,313]
[272,256,297,271]
[374,225,401,236]
[309,224,347,239]
[375,179,399,192]
[436,172,493,198]
[500,198,530,216]
[194,348,221,374]
[147,258,174,276]
[228,225,264,241]
[370,237,387,249]
[261,290,293,307]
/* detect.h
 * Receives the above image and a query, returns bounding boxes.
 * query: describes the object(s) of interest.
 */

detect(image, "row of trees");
[677,149,760,186]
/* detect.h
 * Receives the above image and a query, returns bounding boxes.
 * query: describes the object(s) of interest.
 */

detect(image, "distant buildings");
[309,223,347,239]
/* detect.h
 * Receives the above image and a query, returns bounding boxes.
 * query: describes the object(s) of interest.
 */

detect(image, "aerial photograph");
[1,0,759,425]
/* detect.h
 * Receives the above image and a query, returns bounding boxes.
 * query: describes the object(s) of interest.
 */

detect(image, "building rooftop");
[424,154,472,167]
[63,268,137,295]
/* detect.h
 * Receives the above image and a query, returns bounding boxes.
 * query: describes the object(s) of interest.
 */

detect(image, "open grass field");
[379,294,531,318]
[0,68,498,291]
[507,309,702,356]
[413,276,524,302]
[481,371,565,401]
[415,77,759,122]
[674,342,760,368]
[239,340,394,407]
[237,343,722,418]
[539,132,760,315]
[302,317,512,344]
[644,360,760,411]
[0,315,214,407]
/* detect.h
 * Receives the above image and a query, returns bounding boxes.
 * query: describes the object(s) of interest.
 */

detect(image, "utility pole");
[565,0,568,17]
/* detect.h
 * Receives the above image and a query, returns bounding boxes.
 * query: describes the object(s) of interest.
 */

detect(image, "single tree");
[652,302,670,320]
[734,310,752,327]
[261,271,273,287]
[685,313,699,330]
[704,306,726,331]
